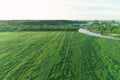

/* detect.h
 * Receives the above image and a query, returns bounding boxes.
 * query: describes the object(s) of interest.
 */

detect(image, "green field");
[0,32,120,80]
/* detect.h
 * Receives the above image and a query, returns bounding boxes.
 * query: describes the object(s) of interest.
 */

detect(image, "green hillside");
[0,32,120,80]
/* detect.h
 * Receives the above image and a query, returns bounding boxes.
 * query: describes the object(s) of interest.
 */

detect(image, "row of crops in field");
[0,32,120,80]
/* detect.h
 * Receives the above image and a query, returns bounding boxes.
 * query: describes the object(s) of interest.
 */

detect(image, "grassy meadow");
[0,31,120,80]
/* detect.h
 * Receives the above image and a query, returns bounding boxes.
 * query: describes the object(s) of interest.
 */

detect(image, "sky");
[0,0,120,20]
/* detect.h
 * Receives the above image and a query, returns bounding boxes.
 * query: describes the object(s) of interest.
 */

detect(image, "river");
[78,29,120,40]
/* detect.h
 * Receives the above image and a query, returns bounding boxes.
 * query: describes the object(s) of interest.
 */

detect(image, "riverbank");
[102,33,120,38]
[78,28,120,40]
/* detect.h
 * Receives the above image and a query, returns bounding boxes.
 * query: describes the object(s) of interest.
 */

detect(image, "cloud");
[0,0,120,20]
[61,0,120,20]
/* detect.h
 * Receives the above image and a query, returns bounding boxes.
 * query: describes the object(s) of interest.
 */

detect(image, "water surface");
[78,29,120,40]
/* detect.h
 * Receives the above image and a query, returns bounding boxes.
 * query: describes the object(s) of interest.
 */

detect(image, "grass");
[0,32,120,80]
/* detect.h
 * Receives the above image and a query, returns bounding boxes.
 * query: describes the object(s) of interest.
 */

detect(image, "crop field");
[0,32,120,80]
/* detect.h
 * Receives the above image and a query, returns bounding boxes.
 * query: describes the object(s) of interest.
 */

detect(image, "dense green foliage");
[0,20,87,31]
[0,32,120,80]
[86,20,120,34]
[0,25,79,31]
[0,20,87,26]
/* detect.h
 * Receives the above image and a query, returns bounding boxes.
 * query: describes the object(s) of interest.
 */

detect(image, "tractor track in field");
[1,32,120,80]
[3,32,60,80]
[47,32,74,80]
[21,33,65,80]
